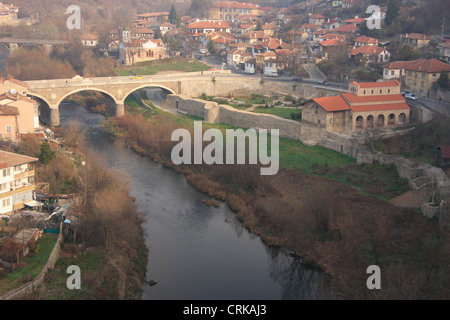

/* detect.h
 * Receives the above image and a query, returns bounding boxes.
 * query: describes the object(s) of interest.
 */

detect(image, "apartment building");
[0,150,38,216]
[210,1,260,21]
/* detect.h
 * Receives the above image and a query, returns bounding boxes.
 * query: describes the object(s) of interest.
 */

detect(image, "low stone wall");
[167,94,327,144]
[0,234,62,300]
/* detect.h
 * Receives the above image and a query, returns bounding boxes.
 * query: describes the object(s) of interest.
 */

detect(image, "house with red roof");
[187,20,231,35]
[401,33,432,49]
[309,13,327,26]
[331,24,359,35]
[353,36,378,48]
[350,45,390,64]
[403,58,450,96]
[302,80,409,132]
[319,38,351,59]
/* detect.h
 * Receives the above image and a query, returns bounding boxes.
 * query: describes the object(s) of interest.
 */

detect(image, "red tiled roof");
[341,93,404,104]
[259,38,283,50]
[404,58,450,73]
[310,14,326,19]
[319,38,349,47]
[351,80,400,88]
[350,45,386,56]
[439,145,450,158]
[344,17,366,24]
[313,95,350,112]
[301,23,319,30]
[353,36,377,44]
[333,24,359,32]
[188,21,230,29]
[0,105,19,116]
[403,33,431,40]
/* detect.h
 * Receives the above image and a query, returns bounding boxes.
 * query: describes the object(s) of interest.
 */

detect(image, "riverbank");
[103,98,450,299]
[8,126,148,299]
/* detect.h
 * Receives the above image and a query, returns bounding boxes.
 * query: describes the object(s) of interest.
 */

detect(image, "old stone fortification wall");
[167,94,327,144]
[179,77,319,100]
[167,94,450,204]
[0,234,62,300]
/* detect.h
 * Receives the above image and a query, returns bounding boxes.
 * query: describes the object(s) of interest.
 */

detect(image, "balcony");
[14,169,35,180]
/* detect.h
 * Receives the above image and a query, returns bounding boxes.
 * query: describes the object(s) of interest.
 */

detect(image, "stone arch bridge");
[24,72,339,126]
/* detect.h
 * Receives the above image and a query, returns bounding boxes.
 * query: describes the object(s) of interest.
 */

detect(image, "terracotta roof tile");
[313,95,350,112]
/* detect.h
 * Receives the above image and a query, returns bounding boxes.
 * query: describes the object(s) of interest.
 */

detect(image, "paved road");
[408,96,450,118]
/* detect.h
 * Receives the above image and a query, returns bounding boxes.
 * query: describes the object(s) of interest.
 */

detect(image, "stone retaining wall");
[0,234,62,300]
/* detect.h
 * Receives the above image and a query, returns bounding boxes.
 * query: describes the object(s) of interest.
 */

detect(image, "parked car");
[319,80,329,85]
[265,70,279,77]
[195,55,203,60]
[401,91,409,96]
[132,75,144,80]
[292,76,302,82]
[404,93,417,100]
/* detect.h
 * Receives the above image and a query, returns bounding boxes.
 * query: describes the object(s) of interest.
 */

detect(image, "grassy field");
[0,234,58,296]
[115,59,210,76]
[253,106,301,120]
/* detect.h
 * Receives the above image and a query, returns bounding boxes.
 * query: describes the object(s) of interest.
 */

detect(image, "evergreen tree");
[385,0,400,26]
[169,4,178,24]
[437,72,449,89]
[39,142,55,165]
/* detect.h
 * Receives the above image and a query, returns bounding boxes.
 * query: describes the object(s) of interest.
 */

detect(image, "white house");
[245,58,256,74]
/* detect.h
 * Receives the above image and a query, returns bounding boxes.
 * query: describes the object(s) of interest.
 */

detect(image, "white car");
[404,93,417,101]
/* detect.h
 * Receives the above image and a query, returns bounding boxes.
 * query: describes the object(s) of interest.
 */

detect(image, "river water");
[58,97,338,300]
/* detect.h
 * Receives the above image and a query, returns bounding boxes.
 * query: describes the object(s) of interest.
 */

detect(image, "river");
[58,94,338,300]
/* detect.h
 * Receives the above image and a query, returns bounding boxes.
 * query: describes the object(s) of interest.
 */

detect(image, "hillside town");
[0,0,449,303]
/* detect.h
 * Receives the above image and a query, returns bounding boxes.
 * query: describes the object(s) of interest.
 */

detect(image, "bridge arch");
[120,84,176,104]
[55,87,119,106]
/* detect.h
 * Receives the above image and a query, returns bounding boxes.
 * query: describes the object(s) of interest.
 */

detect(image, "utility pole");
[441,17,446,43]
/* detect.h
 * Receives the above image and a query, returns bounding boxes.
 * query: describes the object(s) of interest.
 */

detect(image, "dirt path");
[389,190,429,208]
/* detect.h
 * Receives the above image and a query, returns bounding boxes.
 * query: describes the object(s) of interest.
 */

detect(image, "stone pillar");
[116,102,125,117]
[50,107,60,127]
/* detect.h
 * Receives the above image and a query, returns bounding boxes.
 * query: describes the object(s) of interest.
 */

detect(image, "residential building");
[437,42,450,63]
[0,150,38,216]
[0,2,19,25]
[80,34,99,47]
[160,22,176,35]
[245,58,256,74]
[308,14,326,26]
[353,36,378,48]
[227,48,251,68]
[210,1,260,21]
[255,51,276,73]
[0,94,39,136]
[350,45,390,64]
[383,60,414,80]
[187,20,231,35]
[401,33,431,48]
[302,80,409,133]
[135,12,169,24]
[318,38,350,59]
[0,105,19,140]
[404,58,450,96]
[238,30,270,44]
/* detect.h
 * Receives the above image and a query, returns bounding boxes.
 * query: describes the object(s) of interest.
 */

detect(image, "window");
[371,90,374,94]
[391,70,394,75]
[388,89,390,93]
[380,89,382,94]
[3,169,10,177]
[329,118,332,124]
[432,73,437,79]
[6,126,11,133]
[363,90,366,94]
